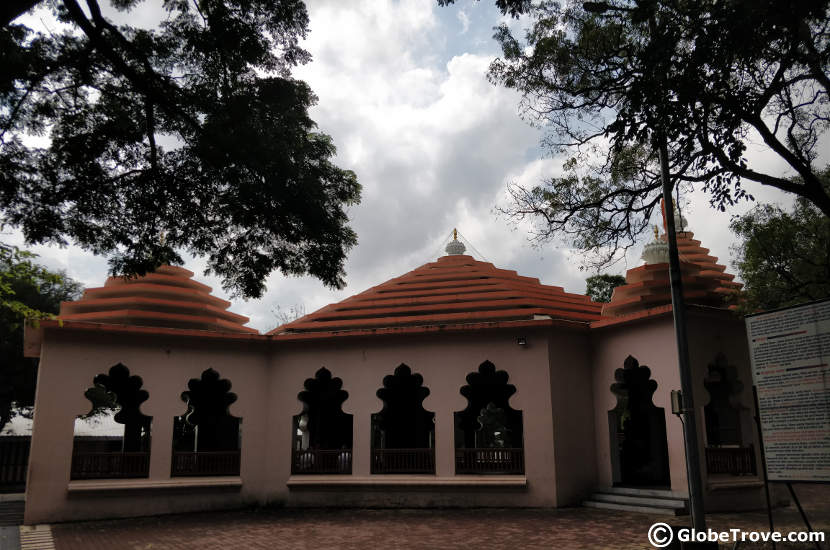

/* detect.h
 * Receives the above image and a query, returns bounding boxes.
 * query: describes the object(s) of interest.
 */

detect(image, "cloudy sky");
[9,0,813,332]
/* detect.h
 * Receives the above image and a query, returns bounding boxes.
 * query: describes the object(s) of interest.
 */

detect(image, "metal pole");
[753,386,777,550]
[656,131,707,529]
[786,483,821,550]
[585,0,710,531]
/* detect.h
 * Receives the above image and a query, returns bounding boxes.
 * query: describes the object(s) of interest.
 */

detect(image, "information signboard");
[746,299,830,482]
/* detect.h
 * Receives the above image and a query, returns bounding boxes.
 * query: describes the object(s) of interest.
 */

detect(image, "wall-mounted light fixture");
[517,337,527,347]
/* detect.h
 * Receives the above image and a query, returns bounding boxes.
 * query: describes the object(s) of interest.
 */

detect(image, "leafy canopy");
[0,242,81,322]
[486,0,830,267]
[730,166,830,313]
[1,0,360,299]
[585,272,625,303]
[436,0,531,19]
[0,244,83,430]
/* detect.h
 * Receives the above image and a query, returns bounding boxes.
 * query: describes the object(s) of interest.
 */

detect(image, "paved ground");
[0,526,21,550]
[41,485,829,550]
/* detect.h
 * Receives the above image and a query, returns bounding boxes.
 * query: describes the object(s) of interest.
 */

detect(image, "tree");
[730,166,830,313]
[436,0,530,18]
[481,0,829,267]
[0,244,83,431]
[272,302,305,326]
[1,0,360,299]
[585,273,625,303]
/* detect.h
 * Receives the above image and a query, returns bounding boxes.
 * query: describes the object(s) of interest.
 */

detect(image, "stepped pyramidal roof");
[270,234,603,338]
[59,265,256,333]
[53,218,740,339]
[599,203,742,322]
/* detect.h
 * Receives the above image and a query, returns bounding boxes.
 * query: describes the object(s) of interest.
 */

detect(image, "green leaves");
[0,243,83,429]
[1,0,360,299]
[437,0,530,19]
[0,243,77,323]
[730,166,830,313]
[585,273,626,302]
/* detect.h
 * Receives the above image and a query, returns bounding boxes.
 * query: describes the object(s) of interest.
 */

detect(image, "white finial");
[641,224,669,264]
[445,228,466,255]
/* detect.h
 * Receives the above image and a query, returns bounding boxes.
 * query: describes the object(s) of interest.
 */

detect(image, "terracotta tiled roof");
[269,254,603,336]
[601,228,742,319]
[59,265,257,333]
[673,231,742,293]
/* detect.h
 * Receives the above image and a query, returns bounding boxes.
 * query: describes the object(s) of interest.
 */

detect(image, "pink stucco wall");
[266,327,583,508]
[590,309,768,511]
[25,329,270,524]
[25,324,593,523]
[24,307,766,524]
[686,312,772,511]
[548,329,597,505]
[590,315,687,493]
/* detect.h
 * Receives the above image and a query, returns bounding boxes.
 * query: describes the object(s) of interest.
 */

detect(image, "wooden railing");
[171,450,241,477]
[372,448,435,474]
[455,448,524,475]
[0,436,30,490]
[70,451,150,480]
[705,446,757,475]
[292,449,352,474]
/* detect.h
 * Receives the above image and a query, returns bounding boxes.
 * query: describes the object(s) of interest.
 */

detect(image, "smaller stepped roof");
[59,265,257,334]
[599,203,742,322]
[270,251,603,337]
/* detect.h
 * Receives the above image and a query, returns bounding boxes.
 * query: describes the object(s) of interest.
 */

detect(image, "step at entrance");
[0,497,25,526]
[583,487,688,515]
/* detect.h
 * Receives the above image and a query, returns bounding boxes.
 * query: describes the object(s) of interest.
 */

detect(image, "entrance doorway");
[608,356,670,487]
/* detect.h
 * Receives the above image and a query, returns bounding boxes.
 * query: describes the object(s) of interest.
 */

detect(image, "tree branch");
[62,0,200,131]
[746,112,821,189]
[798,20,830,98]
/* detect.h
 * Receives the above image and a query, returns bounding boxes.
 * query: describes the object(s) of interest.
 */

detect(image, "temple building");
[19,217,767,524]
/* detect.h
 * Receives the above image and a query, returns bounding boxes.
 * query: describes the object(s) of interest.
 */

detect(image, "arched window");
[172,368,241,477]
[371,364,434,474]
[703,354,756,475]
[704,354,743,446]
[292,367,353,474]
[454,360,524,474]
[607,356,670,487]
[71,363,151,479]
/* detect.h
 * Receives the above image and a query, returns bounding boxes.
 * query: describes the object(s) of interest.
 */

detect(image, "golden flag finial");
[453,228,458,241]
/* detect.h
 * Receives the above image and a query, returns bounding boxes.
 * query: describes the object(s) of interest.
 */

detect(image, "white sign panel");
[746,299,830,482]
